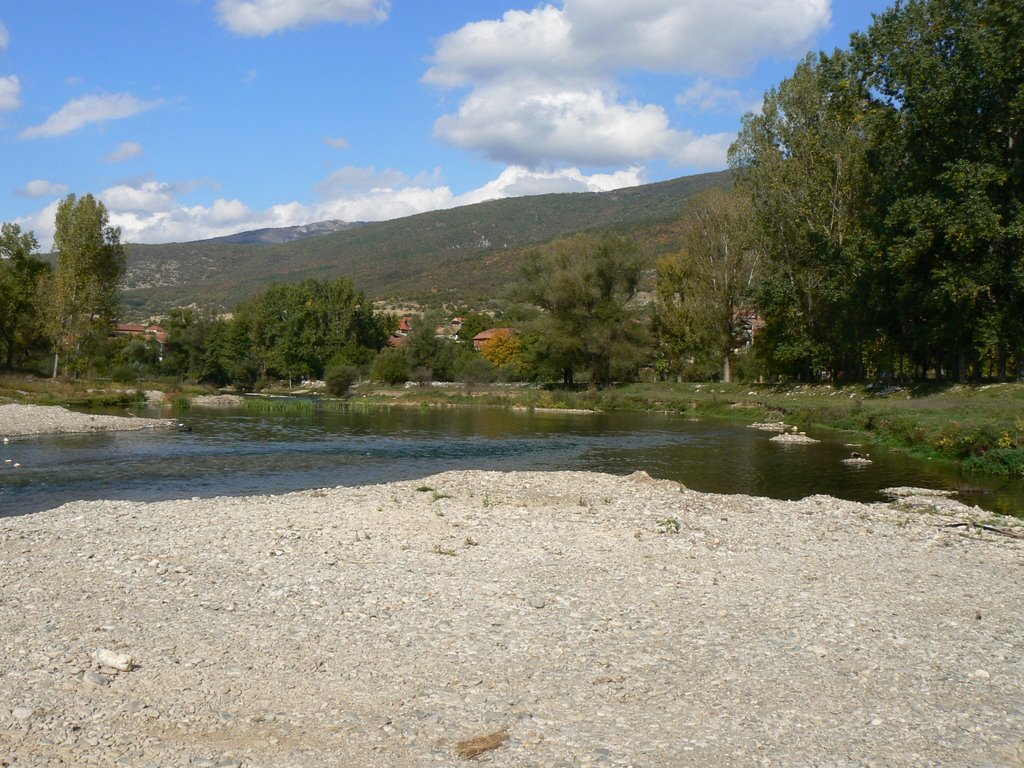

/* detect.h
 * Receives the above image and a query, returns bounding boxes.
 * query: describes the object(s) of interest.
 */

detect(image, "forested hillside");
[120,171,729,314]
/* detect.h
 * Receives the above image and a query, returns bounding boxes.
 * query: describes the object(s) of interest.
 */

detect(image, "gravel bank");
[2,470,1022,767]
[0,404,173,437]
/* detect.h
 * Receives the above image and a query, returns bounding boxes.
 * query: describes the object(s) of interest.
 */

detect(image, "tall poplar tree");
[49,194,127,377]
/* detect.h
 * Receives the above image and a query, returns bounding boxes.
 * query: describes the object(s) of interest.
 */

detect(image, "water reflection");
[1,403,1020,517]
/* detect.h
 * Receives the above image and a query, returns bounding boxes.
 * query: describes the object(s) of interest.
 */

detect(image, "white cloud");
[563,0,830,77]
[453,165,645,206]
[324,136,351,149]
[19,93,165,139]
[434,77,729,169]
[100,180,179,214]
[216,0,390,36]
[423,6,572,88]
[0,22,8,50]
[14,179,69,198]
[104,141,145,163]
[676,77,763,115]
[425,0,829,171]
[314,166,441,198]
[0,74,20,111]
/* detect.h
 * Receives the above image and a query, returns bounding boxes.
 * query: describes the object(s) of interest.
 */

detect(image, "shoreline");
[2,469,1022,766]
[0,403,174,438]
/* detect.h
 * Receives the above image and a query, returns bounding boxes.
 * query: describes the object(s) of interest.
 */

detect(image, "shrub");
[963,448,1024,477]
[371,348,409,385]
[457,356,496,385]
[325,364,359,397]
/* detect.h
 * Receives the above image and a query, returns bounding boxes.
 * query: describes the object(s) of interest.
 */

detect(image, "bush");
[110,364,138,383]
[457,356,496,385]
[371,348,409,385]
[325,364,359,397]
[963,448,1024,477]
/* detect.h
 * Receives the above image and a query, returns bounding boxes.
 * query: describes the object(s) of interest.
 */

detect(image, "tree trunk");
[722,355,732,384]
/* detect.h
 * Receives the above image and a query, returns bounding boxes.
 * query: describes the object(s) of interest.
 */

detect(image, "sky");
[1,0,893,250]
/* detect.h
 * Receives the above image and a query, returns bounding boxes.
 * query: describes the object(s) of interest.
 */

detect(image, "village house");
[472,327,517,351]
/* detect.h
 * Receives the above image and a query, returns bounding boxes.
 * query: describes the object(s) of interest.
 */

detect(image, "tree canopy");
[49,194,127,377]
[728,0,1024,382]
[516,231,648,387]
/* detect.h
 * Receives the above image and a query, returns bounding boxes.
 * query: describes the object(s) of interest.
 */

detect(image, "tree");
[234,278,389,384]
[478,331,526,379]
[730,50,873,380]
[371,347,410,384]
[49,194,127,377]
[516,231,648,387]
[404,311,457,381]
[654,189,760,382]
[0,223,50,371]
[851,0,1024,381]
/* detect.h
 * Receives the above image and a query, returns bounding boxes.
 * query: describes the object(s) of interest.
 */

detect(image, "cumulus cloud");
[216,0,390,36]
[314,166,442,198]
[0,74,20,111]
[453,165,645,206]
[14,179,69,198]
[104,141,145,163]
[425,0,828,171]
[433,78,726,168]
[19,93,164,139]
[676,78,763,115]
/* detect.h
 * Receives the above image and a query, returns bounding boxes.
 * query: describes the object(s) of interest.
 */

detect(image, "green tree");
[851,0,1024,381]
[654,189,760,382]
[516,231,648,387]
[49,194,127,377]
[403,311,457,381]
[0,223,51,371]
[730,50,872,380]
[234,278,389,384]
[371,347,410,384]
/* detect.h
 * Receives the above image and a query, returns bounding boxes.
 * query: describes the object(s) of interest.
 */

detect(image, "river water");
[1,403,1021,517]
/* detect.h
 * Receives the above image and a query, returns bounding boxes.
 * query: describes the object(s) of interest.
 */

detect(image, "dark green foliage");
[233,278,389,383]
[963,449,1024,477]
[371,347,410,384]
[731,0,1023,383]
[516,231,649,387]
[0,223,50,371]
[403,312,457,381]
[456,355,496,385]
[325,364,359,397]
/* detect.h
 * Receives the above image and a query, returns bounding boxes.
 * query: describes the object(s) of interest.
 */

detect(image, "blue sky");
[1,0,892,249]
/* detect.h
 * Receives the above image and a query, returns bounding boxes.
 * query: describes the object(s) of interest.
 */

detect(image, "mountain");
[207,219,363,245]
[121,170,730,315]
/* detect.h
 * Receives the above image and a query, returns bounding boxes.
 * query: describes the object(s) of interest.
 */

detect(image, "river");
[1,403,1021,517]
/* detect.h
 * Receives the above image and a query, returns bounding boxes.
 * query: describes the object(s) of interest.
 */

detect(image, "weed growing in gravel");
[432,544,457,556]
[657,517,682,534]
[416,485,433,493]
[432,490,452,501]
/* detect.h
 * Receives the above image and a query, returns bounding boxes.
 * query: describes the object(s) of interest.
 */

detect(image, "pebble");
[1,466,1022,767]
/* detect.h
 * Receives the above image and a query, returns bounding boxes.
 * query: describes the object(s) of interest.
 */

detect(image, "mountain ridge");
[121,170,731,315]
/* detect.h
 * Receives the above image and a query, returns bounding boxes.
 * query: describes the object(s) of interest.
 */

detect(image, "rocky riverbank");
[2,470,1022,767]
[0,404,173,438]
